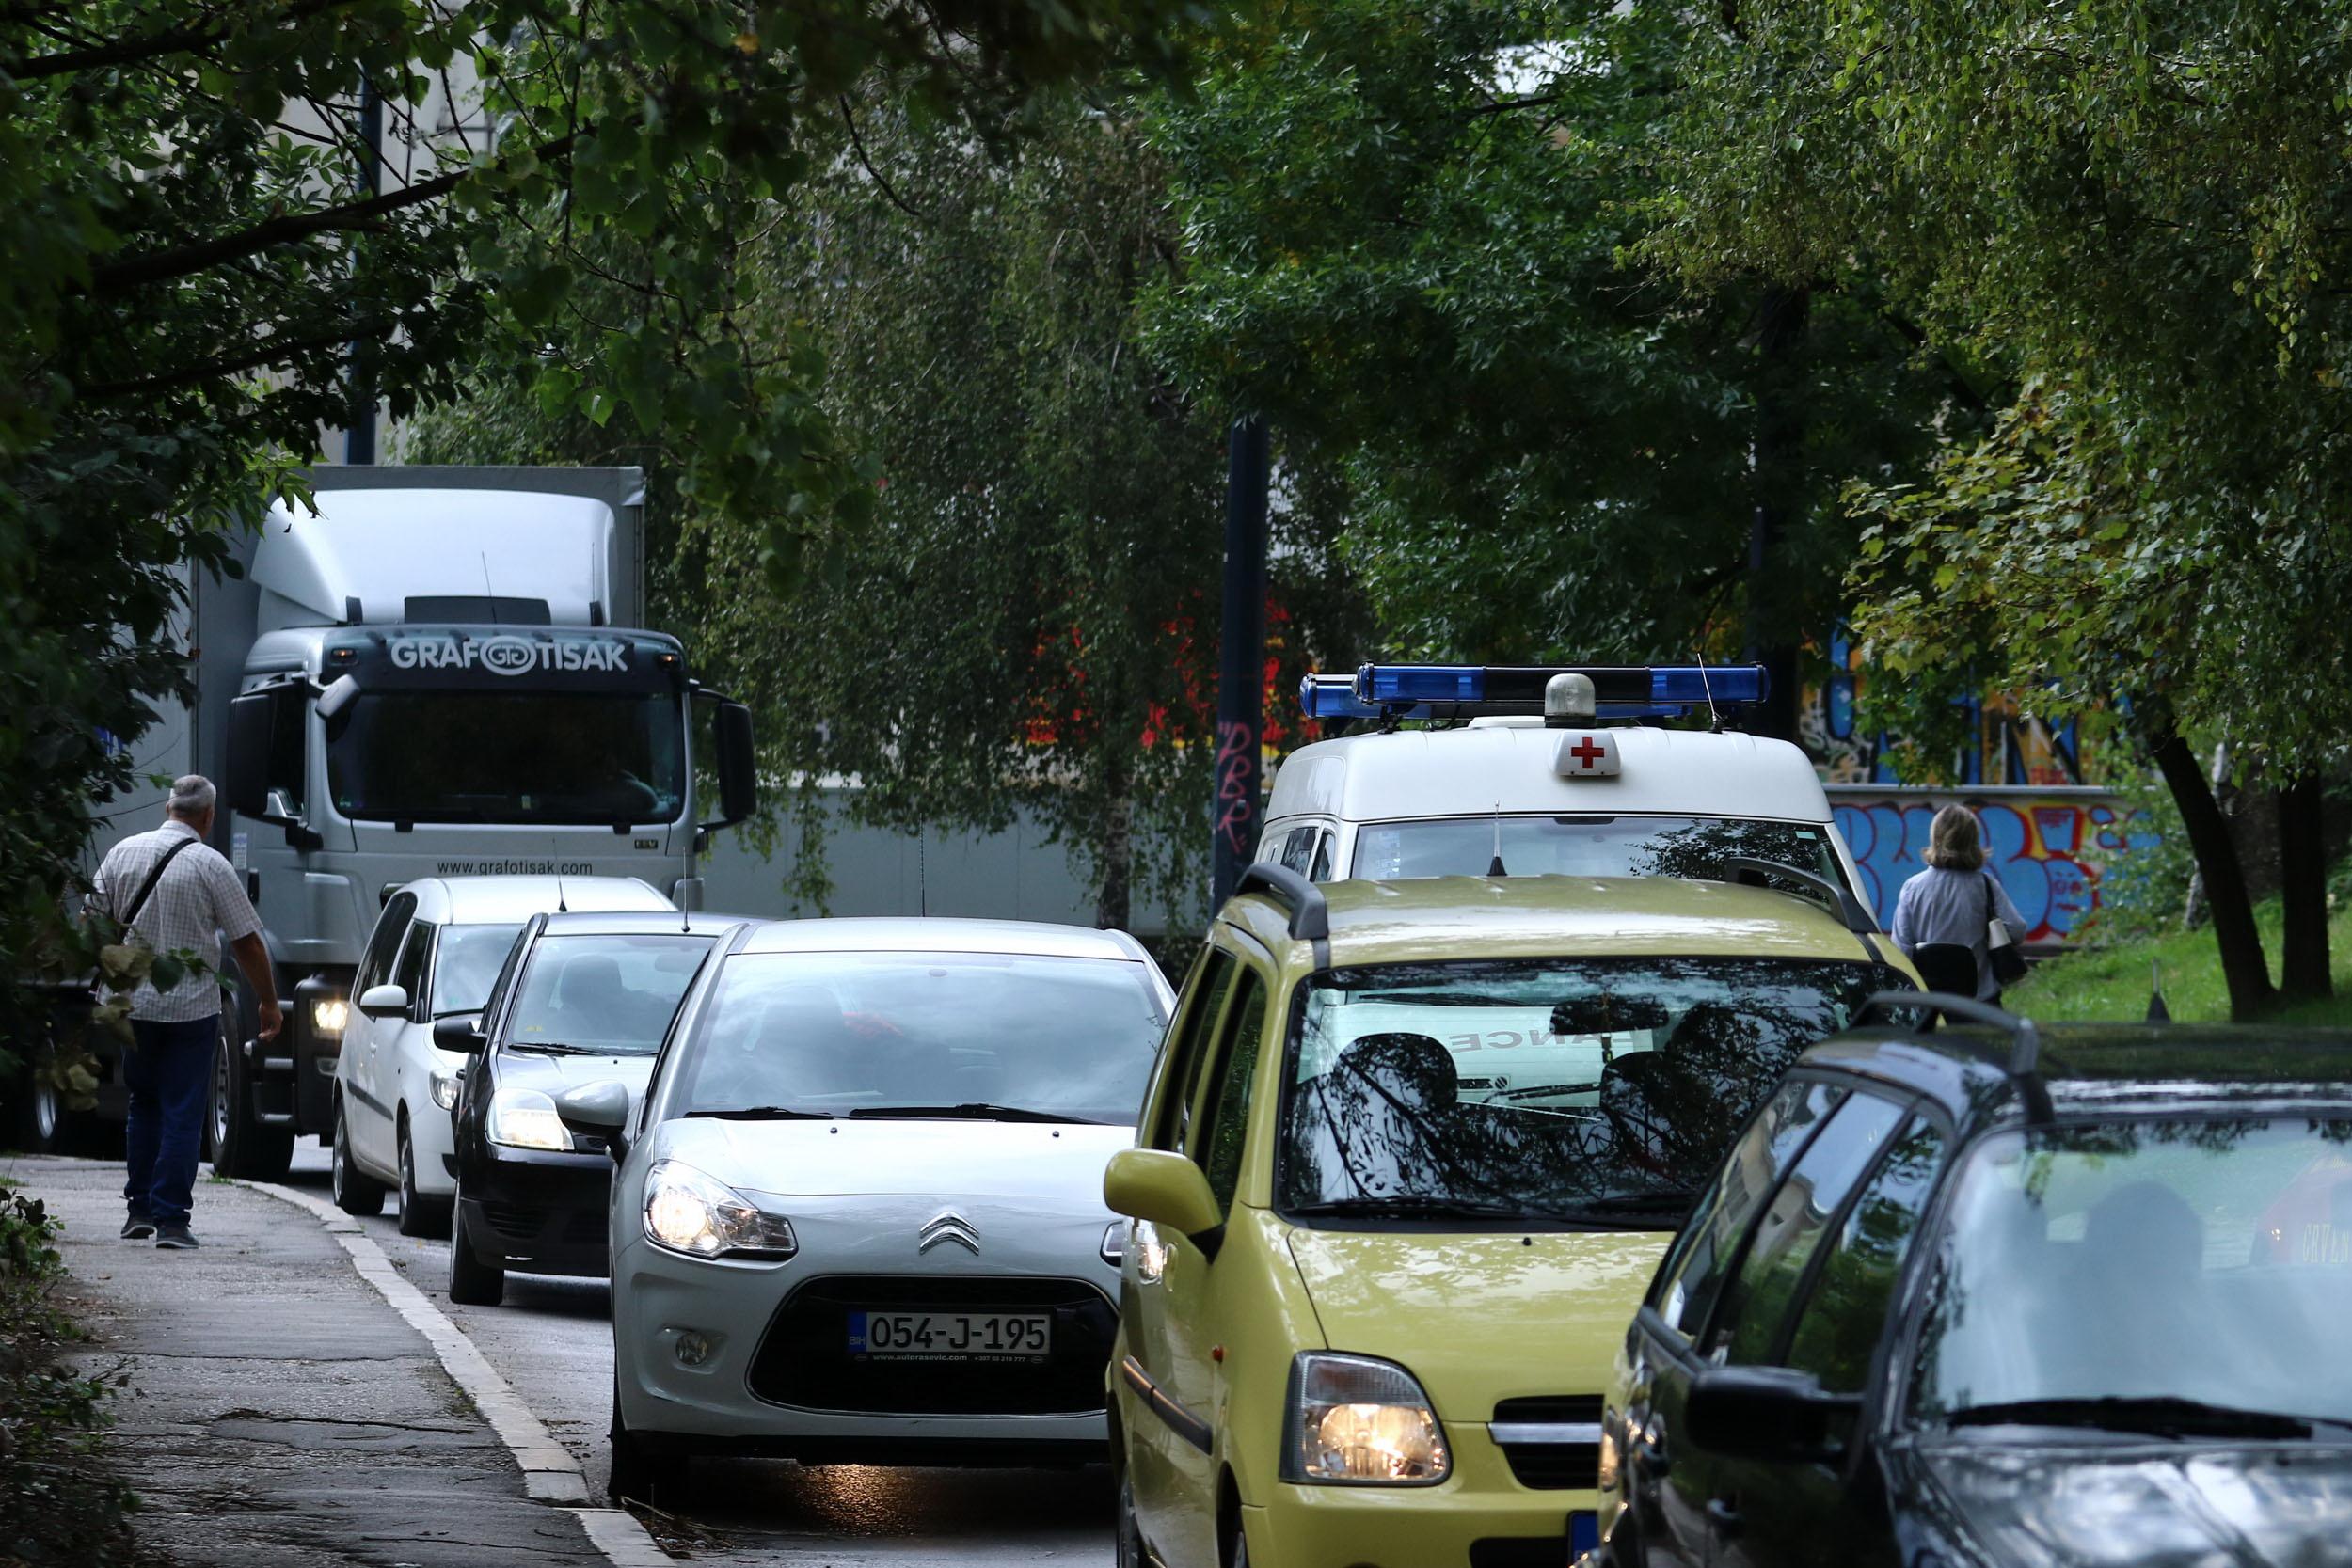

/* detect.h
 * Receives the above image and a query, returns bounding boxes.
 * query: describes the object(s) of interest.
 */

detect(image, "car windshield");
[1911,1117,2352,1430]
[326,691,685,825]
[431,923,525,1015]
[677,951,1168,1124]
[1351,815,1843,887]
[505,933,716,1054]
[1280,956,1883,1225]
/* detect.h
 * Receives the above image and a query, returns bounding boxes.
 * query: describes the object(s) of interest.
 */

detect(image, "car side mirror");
[431,1014,487,1053]
[1104,1148,1225,1259]
[555,1081,633,1160]
[356,983,409,1020]
[1685,1366,1862,1465]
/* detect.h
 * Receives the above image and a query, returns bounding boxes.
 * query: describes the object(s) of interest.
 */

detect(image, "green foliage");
[1657,0,2352,769]
[2081,749,2199,943]
[0,1181,137,1565]
[2,0,1203,1018]
[1139,0,1966,663]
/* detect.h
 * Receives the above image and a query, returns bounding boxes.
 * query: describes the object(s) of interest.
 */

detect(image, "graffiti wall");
[1829,786,2156,947]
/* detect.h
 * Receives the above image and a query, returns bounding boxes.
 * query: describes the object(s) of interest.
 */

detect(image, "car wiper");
[507,1040,592,1055]
[685,1105,837,1120]
[1945,1396,2325,1440]
[844,1102,1103,1125]
[1556,1189,1698,1218]
[1286,1196,1553,1222]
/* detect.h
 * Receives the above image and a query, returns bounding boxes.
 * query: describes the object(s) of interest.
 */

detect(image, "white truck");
[57,467,756,1178]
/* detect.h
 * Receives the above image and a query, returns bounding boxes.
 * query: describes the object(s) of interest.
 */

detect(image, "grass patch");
[2012,895,2352,1025]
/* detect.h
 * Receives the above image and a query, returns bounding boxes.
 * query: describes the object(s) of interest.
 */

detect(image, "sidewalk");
[2,1156,602,1567]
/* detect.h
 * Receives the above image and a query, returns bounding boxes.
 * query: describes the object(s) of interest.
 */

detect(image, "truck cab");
[1263,664,1869,911]
[199,469,756,1179]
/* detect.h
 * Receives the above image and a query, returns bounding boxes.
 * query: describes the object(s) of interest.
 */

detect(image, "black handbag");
[1983,871,2029,988]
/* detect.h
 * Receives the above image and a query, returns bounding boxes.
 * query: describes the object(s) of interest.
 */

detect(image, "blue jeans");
[123,1016,217,1226]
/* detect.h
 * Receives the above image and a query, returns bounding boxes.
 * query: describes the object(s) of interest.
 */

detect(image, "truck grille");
[747,1275,1116,1417]
[1490,1394,1604,1489]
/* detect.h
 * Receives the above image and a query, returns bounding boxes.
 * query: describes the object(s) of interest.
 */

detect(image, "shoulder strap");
[120,835,199,931]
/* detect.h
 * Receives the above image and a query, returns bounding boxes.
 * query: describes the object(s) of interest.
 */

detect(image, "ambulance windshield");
[1279,955,1887,1228]
[1353,815,1842,886]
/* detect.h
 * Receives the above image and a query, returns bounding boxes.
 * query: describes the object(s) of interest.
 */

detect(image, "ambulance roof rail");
[1234,862,1330,943]
[1298,663,1770,722]
[1860,990,2051,1123]
[1722,856,1880,935]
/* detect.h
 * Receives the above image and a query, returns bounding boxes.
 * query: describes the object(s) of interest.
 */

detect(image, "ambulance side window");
[1307,831,1334,882]
[1278,827,1317,876]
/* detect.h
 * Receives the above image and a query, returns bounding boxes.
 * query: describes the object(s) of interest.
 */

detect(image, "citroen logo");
[918,1210,982,1256]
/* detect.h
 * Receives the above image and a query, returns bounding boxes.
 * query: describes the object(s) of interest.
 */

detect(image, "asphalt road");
[280,1138,1116,1566]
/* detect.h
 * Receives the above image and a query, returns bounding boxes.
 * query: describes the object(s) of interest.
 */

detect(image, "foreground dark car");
[1595,996,2352,1568]
[440,910,742,1305]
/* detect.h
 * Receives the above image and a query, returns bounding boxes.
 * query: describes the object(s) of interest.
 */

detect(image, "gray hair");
[167,774,216,816]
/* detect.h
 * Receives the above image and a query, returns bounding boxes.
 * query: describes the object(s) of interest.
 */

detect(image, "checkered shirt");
[90,820,262,1023]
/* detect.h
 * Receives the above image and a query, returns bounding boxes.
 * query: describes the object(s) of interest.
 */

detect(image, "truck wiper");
[1944,1395,2329,1440]
[685,1105,836,1120]
[845,1103,1103,1125]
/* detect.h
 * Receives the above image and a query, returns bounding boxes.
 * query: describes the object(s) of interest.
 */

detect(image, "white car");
[330,874,672,1234]
[554,917,1174,1505]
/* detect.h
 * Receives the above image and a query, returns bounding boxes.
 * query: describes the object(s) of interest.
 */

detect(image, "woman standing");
[1890,805,2029,1004]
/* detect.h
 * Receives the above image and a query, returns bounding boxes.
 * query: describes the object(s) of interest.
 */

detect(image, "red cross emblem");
[1556,731,1620,779]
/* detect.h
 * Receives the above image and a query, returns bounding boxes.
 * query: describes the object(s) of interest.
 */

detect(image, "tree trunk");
[2148,723,2273,1020]
[1095,793,1134,931]
[2278,774,2331,1001]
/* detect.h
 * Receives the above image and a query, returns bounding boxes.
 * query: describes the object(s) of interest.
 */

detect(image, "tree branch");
[836,95,931,223]
[87,132,575,296]
[4,0,355,82]
[74,320,379,401]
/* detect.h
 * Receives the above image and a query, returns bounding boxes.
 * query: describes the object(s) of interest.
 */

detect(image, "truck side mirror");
[706,699,756,831]
[225,693,276,821]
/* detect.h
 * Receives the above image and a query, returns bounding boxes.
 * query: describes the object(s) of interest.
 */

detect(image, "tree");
[1137,0,1969,691]
[410,94,1366,928]
[0,0,1200,1055]
[1653,0,2352,1014]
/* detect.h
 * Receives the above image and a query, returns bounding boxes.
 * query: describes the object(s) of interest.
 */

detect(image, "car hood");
[646,1117,1133,1211]
[1283,1224,1669,1421]
[494,1050,658,1095]
[1914,1439,2352,1567]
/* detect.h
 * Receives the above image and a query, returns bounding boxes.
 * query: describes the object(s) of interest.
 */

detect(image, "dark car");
[440,910,744,1305]
[1595,994,2352,1568]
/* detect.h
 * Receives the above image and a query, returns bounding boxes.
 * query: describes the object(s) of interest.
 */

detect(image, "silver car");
[557,917,1174,1504]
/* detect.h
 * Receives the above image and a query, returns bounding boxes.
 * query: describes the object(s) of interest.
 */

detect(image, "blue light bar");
[1649,665,1769,705]
[1353,665,1486,705]
[1325,662,1771,720]
[1298,674,1381,721]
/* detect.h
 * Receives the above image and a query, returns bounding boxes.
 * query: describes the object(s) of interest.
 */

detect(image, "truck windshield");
[1911,1117,2352,1433]
[1352,816,1842,886]
[1280,956,1884,1227]
[326,691,684,825]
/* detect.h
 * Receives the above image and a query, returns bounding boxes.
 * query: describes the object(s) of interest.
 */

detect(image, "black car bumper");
[455,1147,613,1277]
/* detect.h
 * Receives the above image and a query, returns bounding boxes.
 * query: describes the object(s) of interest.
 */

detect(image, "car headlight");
[485,1087,572,1151]
[429,1067,463,1112]
[311,997,348,1037]
[1281,1352,1450,1485]
[641,1160,797,1260]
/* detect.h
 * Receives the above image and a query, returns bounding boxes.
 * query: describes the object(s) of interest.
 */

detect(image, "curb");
[232,1178,671,1565]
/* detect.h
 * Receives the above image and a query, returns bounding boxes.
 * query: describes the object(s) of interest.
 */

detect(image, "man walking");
[90,776,280,1249]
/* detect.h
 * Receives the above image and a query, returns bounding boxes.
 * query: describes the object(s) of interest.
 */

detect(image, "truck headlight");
[485,1087,571,1151]
[642,1160,797,1260]
[429,1067,463,1112]
[311,997,349,1037]
[1281,1352,1450,1485]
